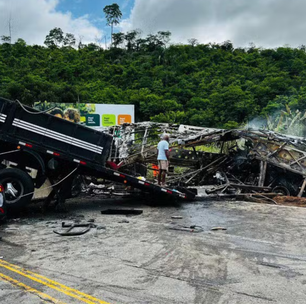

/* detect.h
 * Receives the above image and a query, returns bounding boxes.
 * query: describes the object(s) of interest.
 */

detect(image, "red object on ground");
[152,164,159,177]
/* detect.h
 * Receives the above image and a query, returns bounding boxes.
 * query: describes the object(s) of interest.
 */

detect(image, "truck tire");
[0,168,34,211]
[70,175,85,198]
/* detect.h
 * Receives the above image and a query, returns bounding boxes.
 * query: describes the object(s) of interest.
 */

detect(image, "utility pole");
[8,13,12,43]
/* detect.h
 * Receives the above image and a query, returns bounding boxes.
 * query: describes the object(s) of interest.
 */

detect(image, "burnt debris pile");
[107,123,306,199]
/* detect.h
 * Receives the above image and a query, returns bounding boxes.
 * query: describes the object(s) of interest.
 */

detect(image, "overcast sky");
[1,0,306,48]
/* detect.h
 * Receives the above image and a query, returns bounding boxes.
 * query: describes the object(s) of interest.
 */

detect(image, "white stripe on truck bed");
[12,118,104,155]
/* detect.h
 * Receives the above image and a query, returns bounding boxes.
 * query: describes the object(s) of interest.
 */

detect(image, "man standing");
[157,134,170,186]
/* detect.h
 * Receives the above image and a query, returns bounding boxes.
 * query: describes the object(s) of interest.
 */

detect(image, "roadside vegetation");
[1,4,306,132]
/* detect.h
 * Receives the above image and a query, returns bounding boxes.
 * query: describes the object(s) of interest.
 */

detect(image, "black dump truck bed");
[0,98,195,201]
[0,98,112,166]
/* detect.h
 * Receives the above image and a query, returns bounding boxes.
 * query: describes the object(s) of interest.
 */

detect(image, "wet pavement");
[0,196,306,303]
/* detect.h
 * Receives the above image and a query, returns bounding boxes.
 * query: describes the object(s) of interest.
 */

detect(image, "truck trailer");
[0,97,194,211]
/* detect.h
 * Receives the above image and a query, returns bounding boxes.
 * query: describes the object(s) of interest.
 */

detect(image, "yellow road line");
[0,260,111,304]
[0,272,67,304]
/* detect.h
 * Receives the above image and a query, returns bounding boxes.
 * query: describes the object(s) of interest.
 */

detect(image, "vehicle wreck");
[110,122,306,199]
[0,96,305,212]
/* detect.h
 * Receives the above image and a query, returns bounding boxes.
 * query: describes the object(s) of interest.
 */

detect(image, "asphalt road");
[0,197,306,303]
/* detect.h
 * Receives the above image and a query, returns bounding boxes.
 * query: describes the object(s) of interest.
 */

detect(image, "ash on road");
[0,197,306,304]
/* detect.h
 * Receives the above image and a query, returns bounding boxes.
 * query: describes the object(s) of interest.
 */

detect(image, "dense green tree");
[125,30,140,51]
[3,30,306,132]
[112,32,125,48]
[44,28,64,47]
[188,38,199,47]
[63,33,76,47]
[157,31,171,46]
[44,28,75,48]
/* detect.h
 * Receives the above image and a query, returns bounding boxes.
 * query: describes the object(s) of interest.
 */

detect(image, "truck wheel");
[272,177,299,196]
[70,175,83,198]
[0,168,34,211]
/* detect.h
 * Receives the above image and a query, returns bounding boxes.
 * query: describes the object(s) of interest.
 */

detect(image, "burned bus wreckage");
[109,122,306,199]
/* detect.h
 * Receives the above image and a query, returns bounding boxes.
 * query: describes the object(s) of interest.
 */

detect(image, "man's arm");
[165,140,170,161]
[165,149,170,161]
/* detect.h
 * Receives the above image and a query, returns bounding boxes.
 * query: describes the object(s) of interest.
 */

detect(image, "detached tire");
[0,168,34,211]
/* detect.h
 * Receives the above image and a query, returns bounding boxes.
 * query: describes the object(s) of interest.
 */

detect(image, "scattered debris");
[53,222,96,236]
[273,196,306,206]
[168,225,203,233]
[258,261,285,269]
[48,225,57,228]
[171,216,183,219]
[101,209,143,215]
[118,219,130,223]
[87,219,95,223]
[211,227,227,231]
[107,123,306,202]
[4,227,19,231]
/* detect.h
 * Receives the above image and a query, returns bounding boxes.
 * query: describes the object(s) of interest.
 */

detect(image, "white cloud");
[0,0,103,45]
[121,0,306,48]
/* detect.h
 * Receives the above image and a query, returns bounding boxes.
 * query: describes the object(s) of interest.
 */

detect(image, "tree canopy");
[1,27,306,130]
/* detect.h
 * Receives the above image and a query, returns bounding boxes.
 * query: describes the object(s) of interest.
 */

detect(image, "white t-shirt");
[157,140,169,160]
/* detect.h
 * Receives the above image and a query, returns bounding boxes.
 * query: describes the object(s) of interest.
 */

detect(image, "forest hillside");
[1,29,306,129]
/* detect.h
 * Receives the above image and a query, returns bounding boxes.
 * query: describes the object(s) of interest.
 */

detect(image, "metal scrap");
[105,123,306,199]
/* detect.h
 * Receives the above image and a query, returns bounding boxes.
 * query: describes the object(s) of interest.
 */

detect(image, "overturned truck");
[110,123,306,197]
